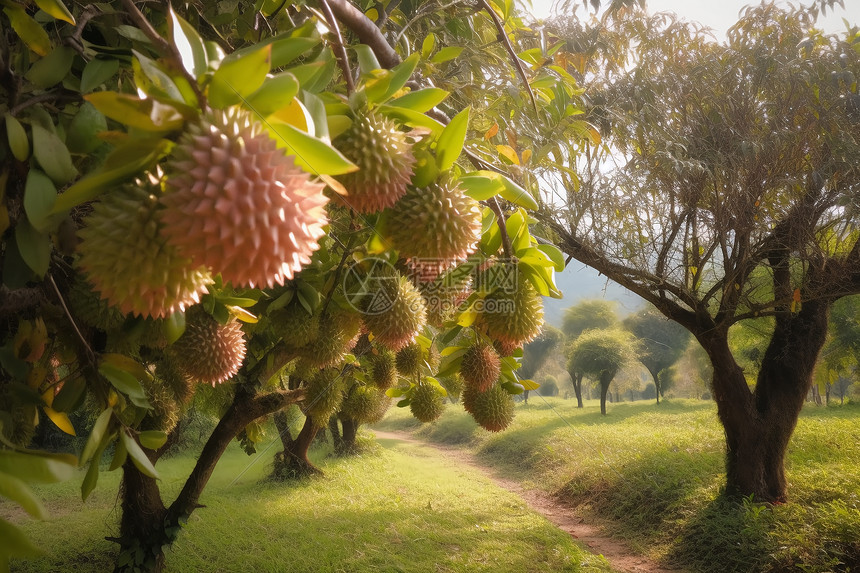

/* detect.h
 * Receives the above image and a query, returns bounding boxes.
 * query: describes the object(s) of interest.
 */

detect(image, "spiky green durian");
[409,382,445,423]
[155,357,195,405]
[160,107,328,288]
[439,375,464,403]
[385,180,482,280]
[76,177,212,319]
[66,278,125,331]
[140,376,181,434]
[460,341,501,392]
[270,301,320,348]
[334,110,416,213]
[171,306,246,386]
[340,383,390,425]
[395,343,423,377]
[462,384,515,432]
[368,349,397,390]
[297,306,362,369]
[361,275,427,352]
[479,273,544,351]
[304,368,345,425]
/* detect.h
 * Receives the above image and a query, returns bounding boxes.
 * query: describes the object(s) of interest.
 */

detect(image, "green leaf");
[120,432,160,479]
[270,36,321,69]
[536,244,565,272]
[367,53,419,103]
[209,45,271,109]
[389,88,449,113]
[80,58,119,93]
[379,105,445,135]
[51,375,86,412]
[52,138,170,213]
[168,7,208,78]
[267,121,357,176]
[4,114,30,161]
[436,107,469,171]
[0,450,76,483]
[0,518,44,559]
[138,430,168,450]
[24,169,58,232]
[460,173,504,200]
[31,124,77,185]
[519,262,550,296]
[505,209,531,253]
[497,177,537,210]
[34,0,75,24]
[14,219,51,277]
[65,102,107,154]
[245,73,299,117]
[132,51,184,102]
[164,310,186,345]
[0,472,45,519]
[385,387,406,398]
[25,46,74,88]
[81,408,112,464]
[4,6,51,56]
[517,378,540,391]
[80,434,110,501]
[98,364,150,409]
[430,46,463,64]
[108,433,127,471]
[84,92,184,132]
[354,44,381,74]
[421,33,436,59]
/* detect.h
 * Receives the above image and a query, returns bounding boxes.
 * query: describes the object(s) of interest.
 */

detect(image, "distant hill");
[542,262,644,327]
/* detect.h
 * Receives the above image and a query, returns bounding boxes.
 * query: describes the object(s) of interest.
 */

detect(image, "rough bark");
[335,418,358,455]
[703,300,830,502]
[328,416,343,452]
[273,410,295,452]
[570,372,584,408]
[114,458,167,573]
[272,416,321,479]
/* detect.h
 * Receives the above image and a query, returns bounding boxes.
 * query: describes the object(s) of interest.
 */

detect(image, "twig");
[488,197,514,259]
[326,0,401,68]
[120,0,206,107]
[476,0,538,115]
[319,0,355,94]
[65,4,103,57]
[48,274,97,366]
[9,89,79,116]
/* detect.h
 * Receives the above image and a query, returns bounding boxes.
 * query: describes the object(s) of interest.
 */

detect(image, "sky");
[526,0,856,39]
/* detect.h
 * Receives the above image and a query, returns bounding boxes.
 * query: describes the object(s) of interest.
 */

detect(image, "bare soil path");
[373,429,684,573]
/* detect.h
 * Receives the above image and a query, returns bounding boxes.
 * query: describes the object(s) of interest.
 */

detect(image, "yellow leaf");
[270,97,312,133]
[44,407,76,436]
[496,144,520,165]
[521,148,532,164]
[484,123,499,140]
[228,306,258,323]
[319,173,348,196]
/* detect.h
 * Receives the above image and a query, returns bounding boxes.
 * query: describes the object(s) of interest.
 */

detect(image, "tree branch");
[319,0,355,94]
[326,0,401,68]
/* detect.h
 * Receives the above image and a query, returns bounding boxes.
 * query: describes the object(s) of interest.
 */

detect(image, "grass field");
[4,432,614,573]
[375,397,860,572]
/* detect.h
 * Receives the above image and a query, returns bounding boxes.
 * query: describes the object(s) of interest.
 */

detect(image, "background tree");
[537,3,860,501]
[562,299,618,407]
[567,328,636,415]
[519,326,562,402]
[624,306,690,403]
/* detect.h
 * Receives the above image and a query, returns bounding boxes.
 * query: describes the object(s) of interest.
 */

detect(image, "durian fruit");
[66,278,125,331]
[296,306,362,369]
[160,107,328,288]
[0,392,36,448]
[334,110,415,213]
[340,383,390,425]
[395,343,423,377]
[304,368,345,425]
[420,274,472,327]
[460,341,501,392]
[170,306,246,386]
[270,301,320,348]
[409,382,445,423]
[140,376,181,434]
[479,272,544,351]
[439,375,464,403]
[76,176,212,319]
[360,274,427,352]
[385,180,482,280]
[155,357,195,405]
[462,384,515,432]
[493,339,520,357]
[368,349,397,390]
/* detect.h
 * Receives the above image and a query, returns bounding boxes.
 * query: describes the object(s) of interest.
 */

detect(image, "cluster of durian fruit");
[66,103,544,433]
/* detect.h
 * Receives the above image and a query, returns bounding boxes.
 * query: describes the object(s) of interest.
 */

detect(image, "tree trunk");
[114,458,167,573]
[523,389,530,403]
[329,416,343,452]
[272,416,321,479]
[572,373,584,408]
[704,301,829,502]
[650,368,661,405]
[273,410,294,451]
[599,374,611,415]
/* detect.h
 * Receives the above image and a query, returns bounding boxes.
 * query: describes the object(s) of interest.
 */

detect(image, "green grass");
[3,432,614,573]
[376,397,860,572]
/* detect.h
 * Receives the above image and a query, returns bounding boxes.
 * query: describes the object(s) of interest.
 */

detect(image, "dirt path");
[373,429,682,573]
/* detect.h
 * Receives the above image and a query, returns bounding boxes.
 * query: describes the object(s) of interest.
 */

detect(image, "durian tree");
[567,328,637,415]
[623,306,690,404]
[0,0,599,570]
[562,299,618,407]
[536,2,860,501]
